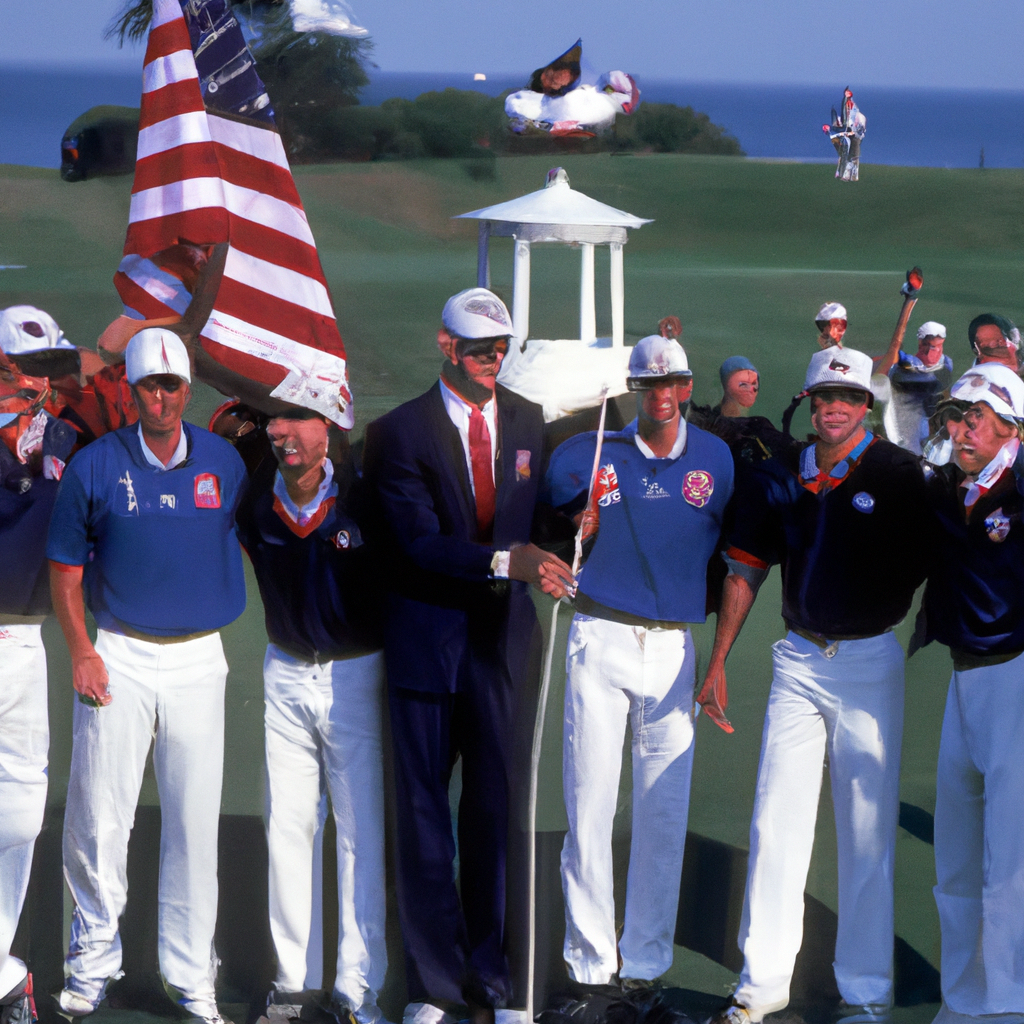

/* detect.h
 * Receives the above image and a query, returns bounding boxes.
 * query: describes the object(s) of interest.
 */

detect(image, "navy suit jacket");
[363,381,544,694]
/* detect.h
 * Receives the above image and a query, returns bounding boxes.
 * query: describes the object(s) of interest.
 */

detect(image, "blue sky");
[3,0,1023,89]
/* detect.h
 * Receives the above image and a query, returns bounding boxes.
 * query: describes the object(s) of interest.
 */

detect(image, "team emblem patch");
[515,449,531,481]
[682,470,714,508]
[852,491,875,513]
[593,464,621,507]
[194,473,221,509]
[332,530,352,550]
[985,508,1011,543]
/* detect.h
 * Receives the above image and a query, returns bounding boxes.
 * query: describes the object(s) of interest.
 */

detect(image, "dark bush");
[615,102,743,155]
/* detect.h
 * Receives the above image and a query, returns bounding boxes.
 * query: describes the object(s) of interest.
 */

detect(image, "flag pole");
[525,387,610,1023]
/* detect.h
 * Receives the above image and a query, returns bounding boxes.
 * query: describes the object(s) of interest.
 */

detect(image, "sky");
[2,0,1024,90]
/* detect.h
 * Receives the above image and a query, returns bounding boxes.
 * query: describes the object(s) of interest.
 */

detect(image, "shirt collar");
[137,423,188,471]
[799,431,874,494]
[961,437,1020,509]
[629,417,688,460]
[273,458,336,525]
[439,377,495,416]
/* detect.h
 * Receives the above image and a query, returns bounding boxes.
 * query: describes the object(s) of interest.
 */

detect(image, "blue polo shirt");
[47,423,247,636]
[544,420,734,623]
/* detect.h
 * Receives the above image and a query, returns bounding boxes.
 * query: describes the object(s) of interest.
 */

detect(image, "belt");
[951,647,1024,672]
[787,621,889,651]
[115,623,218,645]
[574,593,688,632]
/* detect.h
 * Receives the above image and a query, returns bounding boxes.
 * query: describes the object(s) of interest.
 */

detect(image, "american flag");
[114,0,353,428]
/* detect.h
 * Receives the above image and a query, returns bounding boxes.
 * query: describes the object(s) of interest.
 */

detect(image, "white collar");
[962,437,1020,508]
[439,377,495,416]
[632,417,687,460]
[137,423,188,471]
[273,458,336,525]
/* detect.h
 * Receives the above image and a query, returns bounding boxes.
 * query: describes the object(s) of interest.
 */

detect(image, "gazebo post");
[610,242,624,347]
[512,237,531,349]
[477,222,491,289]
[579,243,596,345]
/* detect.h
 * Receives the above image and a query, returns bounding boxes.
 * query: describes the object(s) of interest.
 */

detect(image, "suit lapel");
[427,382,476,528]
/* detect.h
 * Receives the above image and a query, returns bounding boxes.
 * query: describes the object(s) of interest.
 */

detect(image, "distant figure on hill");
[882,322,953,455]
[823,87,866,182]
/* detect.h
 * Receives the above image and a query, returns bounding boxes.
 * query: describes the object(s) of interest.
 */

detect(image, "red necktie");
[469,405,496,540]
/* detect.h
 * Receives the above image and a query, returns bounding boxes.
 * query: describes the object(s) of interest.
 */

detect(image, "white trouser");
[63,629,227,1016]
[0,625,48,994]
[734,631,904,1018]
[933,655,1024,1018]
[560,614,696,985]
[264,645,387,1012]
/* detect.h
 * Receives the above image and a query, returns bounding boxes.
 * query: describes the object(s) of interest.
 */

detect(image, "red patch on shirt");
[682,470,714,508]
[194,473,221,508]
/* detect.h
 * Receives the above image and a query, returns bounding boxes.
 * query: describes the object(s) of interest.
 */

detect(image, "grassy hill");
[4,152,1022,1013]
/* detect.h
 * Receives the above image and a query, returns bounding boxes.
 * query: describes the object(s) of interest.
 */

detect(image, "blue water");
[3,65,1023,170]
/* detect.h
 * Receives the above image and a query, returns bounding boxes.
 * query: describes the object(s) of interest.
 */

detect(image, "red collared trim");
[272,494,335,538]
[726,546,769,570]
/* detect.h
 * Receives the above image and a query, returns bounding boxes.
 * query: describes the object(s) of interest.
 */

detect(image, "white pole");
[526,388,609,1024]
[580,243,596,345]
[513,237,531,350]
[610,242,624,348]
[477,222,491,288]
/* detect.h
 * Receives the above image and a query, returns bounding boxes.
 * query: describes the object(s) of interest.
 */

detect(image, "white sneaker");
[402,1004,458,1024]
[56,990,98,1019]
[836,1003,890,1024]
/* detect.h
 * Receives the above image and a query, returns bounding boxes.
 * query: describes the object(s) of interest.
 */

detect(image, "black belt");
[574,592,688,631]
[786,621,889,650]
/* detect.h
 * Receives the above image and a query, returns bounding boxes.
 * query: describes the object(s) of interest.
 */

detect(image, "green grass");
[6,152,1020,1012]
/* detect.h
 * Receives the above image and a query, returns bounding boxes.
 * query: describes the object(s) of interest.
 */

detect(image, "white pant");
[0,625,48,992]
[933,655,1024,1018]
[735,631,904,1017]
[560,614,696,984]
[264,645,387,1011]
[63,629,227,1015]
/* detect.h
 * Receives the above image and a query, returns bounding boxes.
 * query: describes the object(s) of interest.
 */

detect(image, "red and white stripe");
[115,0,353,427]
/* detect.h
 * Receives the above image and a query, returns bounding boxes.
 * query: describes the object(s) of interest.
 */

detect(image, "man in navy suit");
[363,289,572,1024]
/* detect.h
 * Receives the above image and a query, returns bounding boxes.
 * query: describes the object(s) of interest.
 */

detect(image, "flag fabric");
[115,0,353,428]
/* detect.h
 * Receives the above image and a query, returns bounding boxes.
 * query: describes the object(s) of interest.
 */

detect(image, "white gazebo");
[454,167,652,420]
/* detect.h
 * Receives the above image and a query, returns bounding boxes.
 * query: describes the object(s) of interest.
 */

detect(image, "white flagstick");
[526,387,610,1023]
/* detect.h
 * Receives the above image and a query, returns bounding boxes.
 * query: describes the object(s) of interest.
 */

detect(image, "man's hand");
[508,543,575,600]
[73,653,111,706]
[695,661,733,734]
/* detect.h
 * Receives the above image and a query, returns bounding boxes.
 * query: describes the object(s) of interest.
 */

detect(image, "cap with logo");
[0,305,75,355]
[442,288,514,341]
[125,328,191,385]
[950,363,1024,423]
[804,345,874,405]
[815,302,847,325]
[626,335,691,391]
[917,321,946,340]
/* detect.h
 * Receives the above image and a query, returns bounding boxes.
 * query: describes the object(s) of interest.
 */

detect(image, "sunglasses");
[626,374,692,392]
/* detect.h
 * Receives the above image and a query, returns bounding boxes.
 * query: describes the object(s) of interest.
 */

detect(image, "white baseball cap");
[950,363,1024,422]
[125,328,191,385]
[803,345,873,396]
[815,302,847,323]
[442,288,513,340]
[0,305,75,355]
[917,321,946,340]
[626,335,691,390]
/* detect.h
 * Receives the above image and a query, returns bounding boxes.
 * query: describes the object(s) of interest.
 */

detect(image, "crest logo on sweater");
[118,470,139,515]
[194,474,221,509]
[985,508,1011,543]
[593,464,621,507]
[683,470,714,508]
[332,530,352,550]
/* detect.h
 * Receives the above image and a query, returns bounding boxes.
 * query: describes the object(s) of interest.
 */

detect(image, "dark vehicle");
[60,106,140,182]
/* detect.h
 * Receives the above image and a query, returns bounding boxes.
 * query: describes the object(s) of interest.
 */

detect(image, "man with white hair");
[46,328,247,1024]
[543,335,733,991]
[883,321,952,455]
[701,346,930,1024]
[919,362,1024,1023]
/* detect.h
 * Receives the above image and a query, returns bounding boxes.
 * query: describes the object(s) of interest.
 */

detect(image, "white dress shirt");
[439,378,497,499]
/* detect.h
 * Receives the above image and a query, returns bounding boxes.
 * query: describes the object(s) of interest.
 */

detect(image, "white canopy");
[452,168,652,420]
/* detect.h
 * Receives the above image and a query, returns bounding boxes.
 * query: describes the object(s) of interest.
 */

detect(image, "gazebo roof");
[455,168,651,230]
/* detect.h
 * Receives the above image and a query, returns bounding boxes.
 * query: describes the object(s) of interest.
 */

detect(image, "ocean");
[2,65,1023,171]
